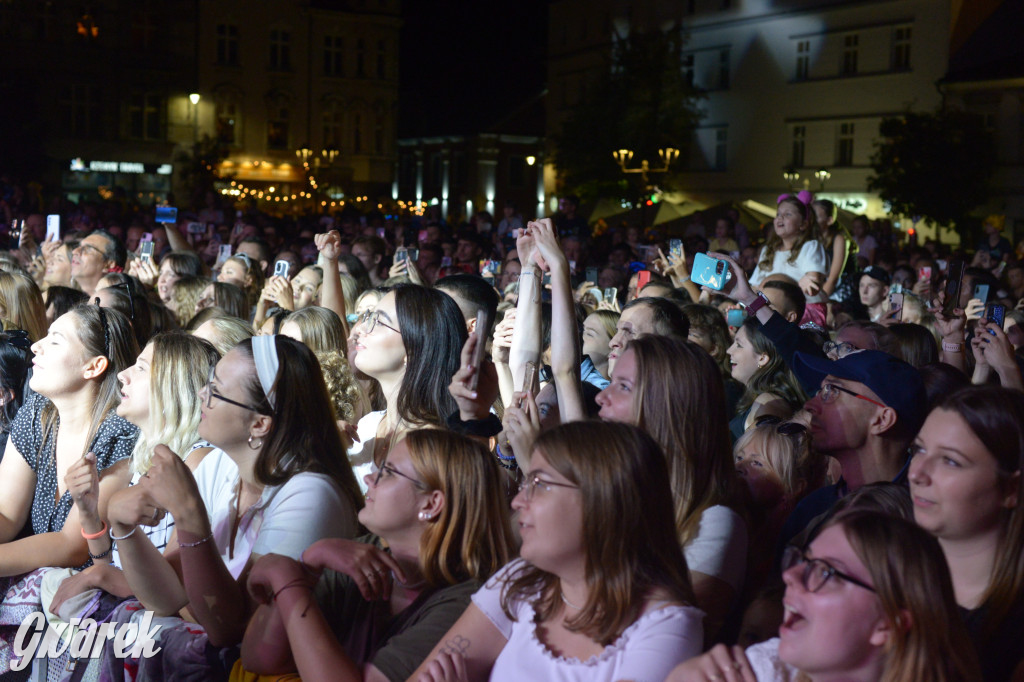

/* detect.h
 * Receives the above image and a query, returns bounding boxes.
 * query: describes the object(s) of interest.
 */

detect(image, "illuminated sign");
[68,158,173,175]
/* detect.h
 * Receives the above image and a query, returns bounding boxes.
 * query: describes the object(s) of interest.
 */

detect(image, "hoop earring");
[248,434,263,450]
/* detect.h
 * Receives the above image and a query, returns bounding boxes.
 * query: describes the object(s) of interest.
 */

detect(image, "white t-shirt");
[347,410,385,494]
[745,638,800,681]
[749,241,828,304]
[191,448,359,578]
[683,505,748,594]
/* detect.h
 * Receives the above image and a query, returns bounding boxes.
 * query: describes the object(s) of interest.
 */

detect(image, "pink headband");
[777,190,814,219]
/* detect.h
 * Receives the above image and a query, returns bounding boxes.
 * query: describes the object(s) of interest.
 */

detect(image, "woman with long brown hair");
[595,334,745,641]
[412,421,703,682]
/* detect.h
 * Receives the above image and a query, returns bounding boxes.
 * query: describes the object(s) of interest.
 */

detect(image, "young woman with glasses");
[909,386,1024,681]
[94,335,363,677]
[345,283,466,491]
[238,429,515,682]
[595,334,745,643]
[666,509,981,682]
[412,422,703,682]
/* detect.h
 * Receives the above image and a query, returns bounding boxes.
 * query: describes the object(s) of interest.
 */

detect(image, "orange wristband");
[81,521,109,540]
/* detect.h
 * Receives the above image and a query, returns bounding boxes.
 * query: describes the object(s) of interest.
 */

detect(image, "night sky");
[398,0,549,137]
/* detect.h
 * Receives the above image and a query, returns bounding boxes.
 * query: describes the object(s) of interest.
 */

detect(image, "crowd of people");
[0,178,1021,682]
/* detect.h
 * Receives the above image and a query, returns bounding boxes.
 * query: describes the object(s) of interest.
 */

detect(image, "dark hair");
[238,236,271,265]
[90,229,127,268]
[918,362,969,410]
[888,323,939,368]
[435,274,499,335]
[263,307,291,334]
[762,279,807,321]
[210,282,248,320]
[682,303,733,376]
[393,284,467,428]
[337,253,372,293]
[98,282,153,348]
[45,286,89,320]
[0,332,32,432]
[160,250,204,278]
[621,297,689,341]
[736,316,807,414]
[501,422,694,645]
[235,336,363,514]
[352,235,387,259]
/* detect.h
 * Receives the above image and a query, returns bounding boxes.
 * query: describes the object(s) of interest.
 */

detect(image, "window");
[269,29,291,71]
[61,84,101,138]
[718,49,730,89]
[795,41,810,80]
[216,24,239,65]
[837,123,855,166]
[353,114,363,153]
[377,40,387,79]
[322,102,343,147]
[324,35,344,76]
[892,26,911,71]
[715,129,727,169]
[216,97,240,145]
[841,34,858,76]
[130,12,157,49]
[267,107,289,150]
[356,39,365,77]
[128,93,162,140]
[509,156,526,188]
[791,126,806,167]
[682,54,694,87]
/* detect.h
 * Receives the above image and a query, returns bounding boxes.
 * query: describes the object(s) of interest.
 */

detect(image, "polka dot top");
[11,391,138,536]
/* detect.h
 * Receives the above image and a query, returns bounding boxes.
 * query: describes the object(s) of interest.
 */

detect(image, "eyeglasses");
[75,242,106,259]
[517,474,579,502]
[754,414,808,437]
[373,461,426,490]
[364,310,400,335]
[203,367,267,413]
[822,340,858,360]
[815,383,886,408]
[782,545,876,594]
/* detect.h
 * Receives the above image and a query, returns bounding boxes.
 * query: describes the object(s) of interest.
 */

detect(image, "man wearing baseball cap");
[778,349,927,545]
[858,266,890,322]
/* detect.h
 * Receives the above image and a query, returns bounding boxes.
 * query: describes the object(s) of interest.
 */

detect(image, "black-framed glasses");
[822,340,857,360]
[782,545,876,594]
[815,383,886,408]
[517,474,579,502]
[203,367,267,413]
[76,242,106,259]
[365,310,400,335]
[373,460,426,490]
[754,415,808,437]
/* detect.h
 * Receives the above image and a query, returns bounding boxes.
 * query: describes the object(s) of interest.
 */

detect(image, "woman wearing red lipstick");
[908,386,1024,682]
[666,510,980,682]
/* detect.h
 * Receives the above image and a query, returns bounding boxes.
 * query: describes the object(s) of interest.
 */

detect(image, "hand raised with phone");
[449,328,498,422]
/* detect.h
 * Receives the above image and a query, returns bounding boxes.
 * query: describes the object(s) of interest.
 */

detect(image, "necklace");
[560,590,584,610]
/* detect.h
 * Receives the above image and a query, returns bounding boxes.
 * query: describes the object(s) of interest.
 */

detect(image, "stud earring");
[418,511,433,521]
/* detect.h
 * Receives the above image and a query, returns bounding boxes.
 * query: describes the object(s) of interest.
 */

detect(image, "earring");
[248,434,263,450]
[418,511,433,521]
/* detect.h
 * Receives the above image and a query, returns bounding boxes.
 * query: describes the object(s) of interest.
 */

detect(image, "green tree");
[867,110,995,237]
[551,29,703,203]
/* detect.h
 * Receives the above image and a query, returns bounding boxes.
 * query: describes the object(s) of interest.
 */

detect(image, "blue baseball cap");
[794,350,927,434]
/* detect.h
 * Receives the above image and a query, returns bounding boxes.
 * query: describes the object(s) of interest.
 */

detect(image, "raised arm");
[316,230,350,337]
[531,219,584,423]
[508,228,542,392]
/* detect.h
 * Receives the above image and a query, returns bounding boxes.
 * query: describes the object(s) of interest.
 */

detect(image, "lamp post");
[613,147,680,231]
[814,168,831,191]
[189,93,200,145]
[783,168,800,192]
[296,145,341,202]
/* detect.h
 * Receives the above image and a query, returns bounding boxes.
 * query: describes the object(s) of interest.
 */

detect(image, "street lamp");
[613,147,678,184]
[815,168,831,191]
[296,144,314,163]
[783,168,800,191]
[188,93,200,144]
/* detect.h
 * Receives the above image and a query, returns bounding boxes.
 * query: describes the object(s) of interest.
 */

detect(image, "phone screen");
[942,259,966,316]
[469,308,490,391]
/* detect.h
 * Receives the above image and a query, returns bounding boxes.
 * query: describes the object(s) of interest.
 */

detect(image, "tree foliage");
[551,29,703,203]
[867,110,995,234]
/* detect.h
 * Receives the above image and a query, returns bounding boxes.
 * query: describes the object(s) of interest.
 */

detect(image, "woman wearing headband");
[97,335,363,677]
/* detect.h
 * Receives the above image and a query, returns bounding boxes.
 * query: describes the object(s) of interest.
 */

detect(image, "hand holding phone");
[941,259,966,317]
[692,252,731,291]
[274,260,290,279]
[469,308,491,392]
[140,241,155,263]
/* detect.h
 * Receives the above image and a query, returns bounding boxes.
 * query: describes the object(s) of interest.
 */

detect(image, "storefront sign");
[69,158,172,175]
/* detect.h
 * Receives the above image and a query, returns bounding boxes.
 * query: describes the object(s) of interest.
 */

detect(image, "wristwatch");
[746,291,771,315]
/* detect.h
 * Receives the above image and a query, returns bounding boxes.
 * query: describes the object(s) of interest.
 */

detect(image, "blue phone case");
[692,252,730,290]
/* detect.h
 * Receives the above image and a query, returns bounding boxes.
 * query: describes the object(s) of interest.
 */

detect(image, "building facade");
[546,0,952,222]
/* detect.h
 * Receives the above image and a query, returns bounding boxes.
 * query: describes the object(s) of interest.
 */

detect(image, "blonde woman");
[191,313,255,356]
[0,270,47,341]
[169,275,212,327]
[280,305,347,354]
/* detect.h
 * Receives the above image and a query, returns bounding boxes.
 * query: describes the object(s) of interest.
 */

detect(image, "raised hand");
[301,537,405,601]
[314,230,342,261]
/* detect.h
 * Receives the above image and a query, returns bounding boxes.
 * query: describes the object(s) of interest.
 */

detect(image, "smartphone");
[216,244,232,266]
[889,292,904,321]
[187,221,205,234]
[140,241,155,263]
[273,260,290,278]
[603,287,618,302]
[918,266,932,283]
[669,239,684,261]
[692,252,731,290]
[942,259,966,317]
[636,270,651,296]
[441,256,452,268]
[376,227,386,239]
[45,215,60,242]
[987,303,1006,329]
[155,206,177,224]
[568,260,576,273]
[726,308,746,327]
[518,361,538,406]
[469,307,490,392]
[395,248,409,263]
[973,283,990,304]
[9,220,20,242]
[407,248,419,262]
[586,267,598,284]
[141,232,153,243]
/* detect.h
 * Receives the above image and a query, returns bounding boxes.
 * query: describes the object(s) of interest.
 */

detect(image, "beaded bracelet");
[178,533,214,548]
[495,442,516,462]
[109,526,137,542]
[89,545,113,561]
